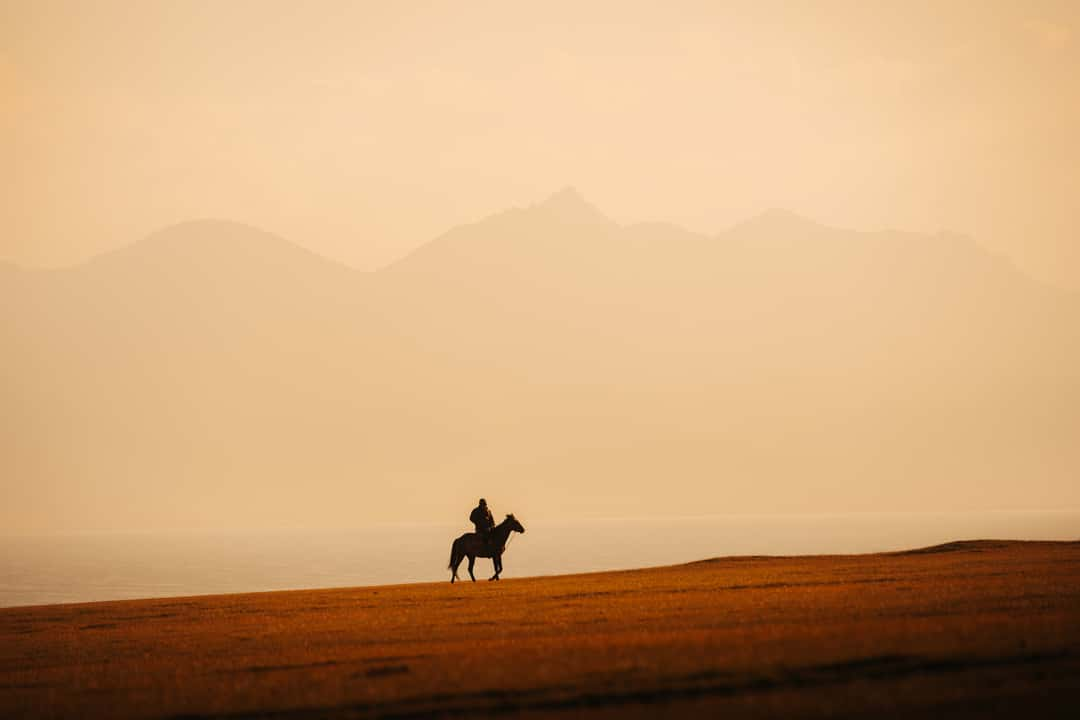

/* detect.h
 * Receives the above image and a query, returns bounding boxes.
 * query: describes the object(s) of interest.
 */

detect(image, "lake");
[2,511,1077,607]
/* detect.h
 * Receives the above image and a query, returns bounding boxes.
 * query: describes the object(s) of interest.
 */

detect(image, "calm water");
[1,511,1077,608]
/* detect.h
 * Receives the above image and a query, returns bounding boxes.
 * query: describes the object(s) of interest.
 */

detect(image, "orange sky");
[3,1,1078,287]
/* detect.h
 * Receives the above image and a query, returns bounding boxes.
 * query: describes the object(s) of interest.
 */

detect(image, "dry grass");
[2,540,1079,719]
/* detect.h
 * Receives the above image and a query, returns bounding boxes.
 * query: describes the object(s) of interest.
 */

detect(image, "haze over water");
[3,511,1077,608]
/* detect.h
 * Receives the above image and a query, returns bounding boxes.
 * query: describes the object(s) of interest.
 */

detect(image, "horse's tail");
[447,538,456,569]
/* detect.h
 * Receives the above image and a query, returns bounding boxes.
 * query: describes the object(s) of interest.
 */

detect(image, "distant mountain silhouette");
[89,219,352,274]
[531,185,613,225]
[3,192,1078,532]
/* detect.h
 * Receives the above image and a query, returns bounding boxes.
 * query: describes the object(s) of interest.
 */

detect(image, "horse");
[448,514,526,583]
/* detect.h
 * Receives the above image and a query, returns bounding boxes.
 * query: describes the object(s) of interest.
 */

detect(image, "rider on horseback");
[470,498,496,548]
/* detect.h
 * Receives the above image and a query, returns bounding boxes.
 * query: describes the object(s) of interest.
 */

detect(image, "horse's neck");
[490,521,511,543]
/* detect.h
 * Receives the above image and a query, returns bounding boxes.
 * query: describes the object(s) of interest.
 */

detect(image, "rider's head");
[479,498,487,506]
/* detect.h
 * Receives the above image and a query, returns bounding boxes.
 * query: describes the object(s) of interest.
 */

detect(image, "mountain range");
[3,189,1078,532]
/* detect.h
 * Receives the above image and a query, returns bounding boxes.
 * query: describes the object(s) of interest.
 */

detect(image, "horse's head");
[505,513,525,534]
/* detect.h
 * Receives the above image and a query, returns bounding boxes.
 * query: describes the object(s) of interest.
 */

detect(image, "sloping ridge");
[892,540,1035,555]
[688,540,1080,565]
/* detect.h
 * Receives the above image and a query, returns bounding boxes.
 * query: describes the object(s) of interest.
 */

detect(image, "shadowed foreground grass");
[2,540,1078,719]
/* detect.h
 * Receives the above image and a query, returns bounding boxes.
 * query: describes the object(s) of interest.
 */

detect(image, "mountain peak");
[723,208,828,241]
[78,218,354,282]
[531,186,612,225]
[143,219,283,249]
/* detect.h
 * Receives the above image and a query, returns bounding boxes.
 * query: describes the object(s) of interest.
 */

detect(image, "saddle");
[476,530,497,552]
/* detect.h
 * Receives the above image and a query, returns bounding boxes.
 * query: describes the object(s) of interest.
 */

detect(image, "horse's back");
[453,532,496,557]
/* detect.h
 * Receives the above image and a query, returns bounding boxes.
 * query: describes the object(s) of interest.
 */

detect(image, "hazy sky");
[3,1,1078,287]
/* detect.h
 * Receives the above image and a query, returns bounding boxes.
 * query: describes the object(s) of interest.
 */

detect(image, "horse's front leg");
[490,553,502,581]
[467,555,477,582]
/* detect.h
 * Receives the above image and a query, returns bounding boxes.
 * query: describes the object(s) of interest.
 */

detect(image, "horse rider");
[470,498,496,547]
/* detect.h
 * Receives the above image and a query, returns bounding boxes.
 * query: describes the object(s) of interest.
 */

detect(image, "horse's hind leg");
[449,552,460,584]
[467,555,477,582]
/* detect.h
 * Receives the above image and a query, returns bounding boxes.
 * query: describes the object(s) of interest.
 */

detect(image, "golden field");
[2,540,1078,719]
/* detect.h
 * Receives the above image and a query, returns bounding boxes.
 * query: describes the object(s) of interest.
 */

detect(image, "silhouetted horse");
[448,514,526,582]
